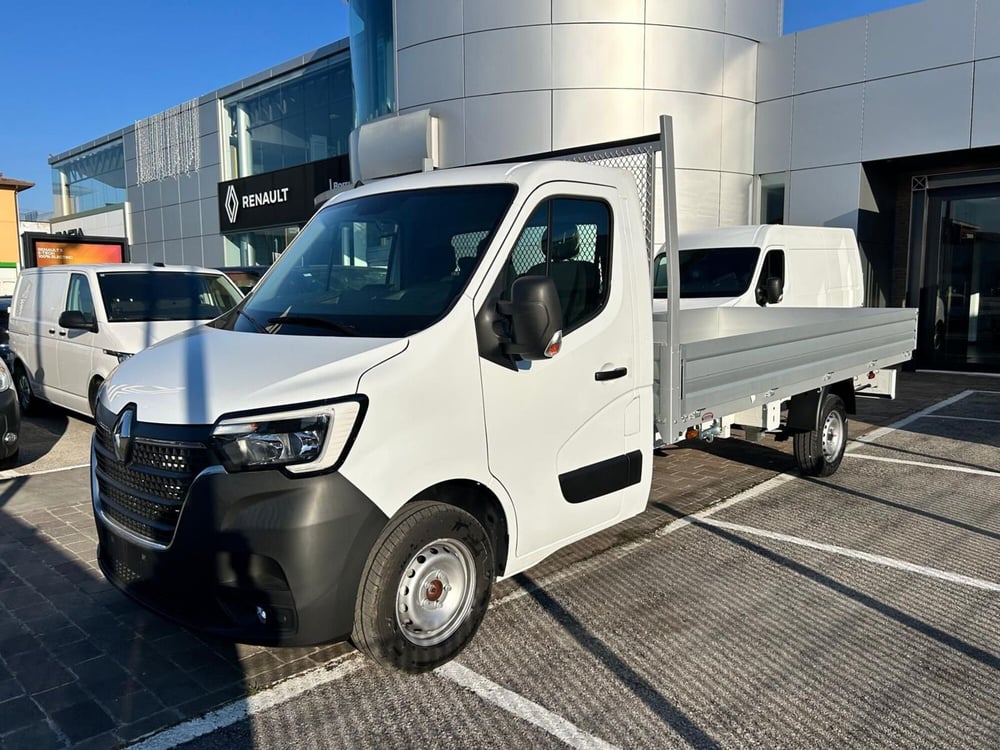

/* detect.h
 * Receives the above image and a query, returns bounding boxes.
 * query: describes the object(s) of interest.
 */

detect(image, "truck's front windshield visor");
[669,246,761,299]
[220,184,517,338]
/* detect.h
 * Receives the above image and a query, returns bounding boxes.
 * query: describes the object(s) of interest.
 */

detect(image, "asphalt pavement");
[1,373,998,749]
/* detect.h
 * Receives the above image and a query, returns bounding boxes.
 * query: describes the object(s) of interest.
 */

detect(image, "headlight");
[212,399,364,474]
[103,349,133,364]
[0,363,9,392]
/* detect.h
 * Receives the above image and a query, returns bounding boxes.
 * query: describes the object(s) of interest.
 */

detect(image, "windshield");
[653,247,761,299]
[98,272,243,322]
[214,184,517,338]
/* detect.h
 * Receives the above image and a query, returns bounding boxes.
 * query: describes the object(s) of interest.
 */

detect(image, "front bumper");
[93,457,387,646]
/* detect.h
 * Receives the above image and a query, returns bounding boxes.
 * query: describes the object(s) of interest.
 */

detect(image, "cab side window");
[66,274,96,324]
[757,249,785,305]
[507,198,611,332]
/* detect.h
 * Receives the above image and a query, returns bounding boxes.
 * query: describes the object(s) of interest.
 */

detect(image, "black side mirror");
[59,310,98,333]
[757,276,783,306]
[499,276,563,360]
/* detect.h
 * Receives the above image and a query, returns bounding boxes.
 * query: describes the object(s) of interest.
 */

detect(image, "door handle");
[595,367,628,382]
[48,328,56,334]
[58,331,66,337]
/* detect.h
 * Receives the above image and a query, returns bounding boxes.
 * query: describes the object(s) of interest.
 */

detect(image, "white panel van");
[652,225,865,312]
[8,265,242,417]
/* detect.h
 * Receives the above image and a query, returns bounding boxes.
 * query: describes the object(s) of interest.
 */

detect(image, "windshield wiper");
[266,315,358,336]
[234,307,269,333]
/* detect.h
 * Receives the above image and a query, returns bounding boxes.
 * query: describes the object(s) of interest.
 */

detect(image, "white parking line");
[128,654,366,749]
[923,414,1000,425]
[437,662,620,750]
[0,463,90,481]
[695,518,1000,593]
[853,389,975,447]
[845,453,1000,477]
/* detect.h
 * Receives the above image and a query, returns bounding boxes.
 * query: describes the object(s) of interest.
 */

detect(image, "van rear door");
[29,270,69,399]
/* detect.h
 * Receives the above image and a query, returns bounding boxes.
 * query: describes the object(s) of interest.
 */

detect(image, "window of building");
[223,53,353,179]
[759,173,786,225]
[51,141,126,218]
[349,0,396,125]
[224,226,302,266]
[506,198,612,332]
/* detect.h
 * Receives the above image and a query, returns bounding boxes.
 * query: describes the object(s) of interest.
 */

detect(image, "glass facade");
[223,53,353,179]
[224,226,301,266]
[349,0,396,125]
[759,173,786,225]
[51,140,126,217]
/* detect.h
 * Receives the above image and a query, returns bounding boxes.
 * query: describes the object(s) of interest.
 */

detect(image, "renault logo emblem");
[113,408,135,463]
[225,184,239,224]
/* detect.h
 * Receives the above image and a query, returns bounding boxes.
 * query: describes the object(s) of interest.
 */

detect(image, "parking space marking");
[853,390,976,447]
[923,414,1000,425]
[437,662,620,750]
[695,517,1000,593]
[0,463,90,481]
[128,654,366,750]
[845,453,1000,477]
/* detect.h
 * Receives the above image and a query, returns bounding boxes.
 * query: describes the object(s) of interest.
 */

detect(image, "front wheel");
[352,501,495,673]
[793,393,847,477]
[13,364,37,416]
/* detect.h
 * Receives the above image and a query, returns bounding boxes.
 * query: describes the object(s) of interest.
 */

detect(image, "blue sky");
[3,0,919,215]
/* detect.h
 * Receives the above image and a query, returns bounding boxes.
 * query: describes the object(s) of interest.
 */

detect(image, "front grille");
[95,423,213,545]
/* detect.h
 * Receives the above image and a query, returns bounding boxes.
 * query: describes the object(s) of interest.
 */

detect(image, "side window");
[652,254,668,299]
[757,249,785,305]
[507,198,612,332]
[66,274,96,322]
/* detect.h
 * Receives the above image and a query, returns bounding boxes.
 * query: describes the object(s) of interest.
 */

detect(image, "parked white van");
[652,225,865,312]
[8,264,242,417]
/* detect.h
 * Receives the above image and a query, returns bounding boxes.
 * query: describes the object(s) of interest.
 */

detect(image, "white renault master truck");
[652,225,865,312]
[9,265,242,417]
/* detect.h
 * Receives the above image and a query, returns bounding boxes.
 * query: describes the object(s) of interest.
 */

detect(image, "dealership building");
[41,0,1000,370]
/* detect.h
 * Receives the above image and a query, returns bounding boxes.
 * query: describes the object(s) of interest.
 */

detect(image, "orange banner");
[35,241,124,266]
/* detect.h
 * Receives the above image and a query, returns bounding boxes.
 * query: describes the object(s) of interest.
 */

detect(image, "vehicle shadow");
[10,403,71,469]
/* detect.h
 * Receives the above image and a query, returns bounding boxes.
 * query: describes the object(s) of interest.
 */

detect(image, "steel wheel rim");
[821,409,845,463]
[396,538,476,646]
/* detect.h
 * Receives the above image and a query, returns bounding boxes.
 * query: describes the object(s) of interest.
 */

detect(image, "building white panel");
[163,204,182,242]
[553,0,644,24]
[643,91,723,172]
[397,37,465,109]
[200,200,220,237]
[866,0,976,80]
[975,0,1000,59]
[463,0,550,33]
[754,97,793,175]
[721,98,755,174]
[675,170,722,233]
[723,35,758,102]
[720,172,753,226]
[180,201,201,239]
[645,26,725,95]
[465,26,551,96]
[756,34,795,102]
[793,16,867,94]
[552,89,644,151]
[465,91,551,164]
[395,0,464,49]
[862,65,974,161]
[552,24,645,89]
[788,164,862,229]
[725,0,782,42]
[178,173,200,204]
[972,57,1000,148]
[791,84,864,170]
[645,0,724,31]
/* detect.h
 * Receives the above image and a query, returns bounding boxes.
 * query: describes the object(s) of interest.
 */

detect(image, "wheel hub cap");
[821,410,844,463]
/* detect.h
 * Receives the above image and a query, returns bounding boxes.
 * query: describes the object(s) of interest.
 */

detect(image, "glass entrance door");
[924,188,1000,369]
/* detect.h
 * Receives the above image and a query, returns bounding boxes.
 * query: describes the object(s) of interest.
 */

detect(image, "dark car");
[217,266,267,295]
[0,357,20,469]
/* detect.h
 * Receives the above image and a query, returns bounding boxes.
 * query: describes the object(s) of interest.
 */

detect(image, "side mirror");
[59,310,98,333]
[757,276,783,306]
[500,276,563,360]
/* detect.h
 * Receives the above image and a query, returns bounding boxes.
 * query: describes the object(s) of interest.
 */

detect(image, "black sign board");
[218,154,351,233]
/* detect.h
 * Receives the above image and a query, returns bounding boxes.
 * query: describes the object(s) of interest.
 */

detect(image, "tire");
[89,378,104,417]
[0,449,18,470]
[794,393,847,477]
[13,364,37,416]
[352,500,495,673]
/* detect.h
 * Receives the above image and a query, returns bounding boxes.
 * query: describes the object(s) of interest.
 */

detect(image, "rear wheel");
[793,393,847,477]
[352,501,494,673]
[13,364,37,416]
[0,449,19,470]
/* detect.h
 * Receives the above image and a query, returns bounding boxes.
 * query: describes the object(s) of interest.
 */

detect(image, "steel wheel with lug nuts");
[794,392,847,477]
[352,500,495,673]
